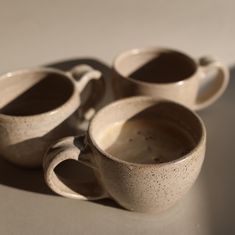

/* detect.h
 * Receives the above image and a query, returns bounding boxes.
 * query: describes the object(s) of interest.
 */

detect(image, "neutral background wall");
[0,0,235,73]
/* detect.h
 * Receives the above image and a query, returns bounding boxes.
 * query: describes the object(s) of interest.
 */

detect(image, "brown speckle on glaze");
[44,96,207,213]
[0,65,103,168]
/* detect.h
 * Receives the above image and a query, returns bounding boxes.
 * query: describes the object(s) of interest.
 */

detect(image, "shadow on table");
[2,59,234,217]
[198,65,235,234]
[0,157,52,194]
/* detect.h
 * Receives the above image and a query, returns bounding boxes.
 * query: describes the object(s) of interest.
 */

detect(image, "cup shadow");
[129,51,195,83]
[0,156,52,194]
[0,58,116,205]
[198,66,235,234]
[46,57,114,109]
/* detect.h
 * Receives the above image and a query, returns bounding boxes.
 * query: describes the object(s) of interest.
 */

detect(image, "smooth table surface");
[0,1,234,234]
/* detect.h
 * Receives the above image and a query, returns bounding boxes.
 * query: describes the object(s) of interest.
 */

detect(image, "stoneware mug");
[43,96,206,213]
[112,47,229,110]
[0,65,104,167]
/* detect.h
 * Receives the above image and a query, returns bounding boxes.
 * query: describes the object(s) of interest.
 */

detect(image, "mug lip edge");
[112,46,200,86]
[0,67,78,120]
[88,96,206,167]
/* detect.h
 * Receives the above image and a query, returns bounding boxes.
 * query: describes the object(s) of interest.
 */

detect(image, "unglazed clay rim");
[0,68,78,120]
[113,47,199,86]
[89,96,206,167]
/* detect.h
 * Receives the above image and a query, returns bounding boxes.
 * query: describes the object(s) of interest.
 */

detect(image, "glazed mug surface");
[43,96,206,213]
[0,65,104,167]
[112,47,229,110]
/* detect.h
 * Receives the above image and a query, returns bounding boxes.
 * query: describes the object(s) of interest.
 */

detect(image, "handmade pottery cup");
[0,65,104,167]
[112,47,229,110]
[43,96,206,213]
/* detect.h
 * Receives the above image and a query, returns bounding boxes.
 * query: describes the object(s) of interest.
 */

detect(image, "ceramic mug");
[0,65,104,167]
[112,47,229,110]
[43,96,206,213]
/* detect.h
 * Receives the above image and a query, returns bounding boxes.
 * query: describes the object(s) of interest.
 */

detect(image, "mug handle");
[67,65,105,120]
[194,56,229,110]
[43,135,108,200]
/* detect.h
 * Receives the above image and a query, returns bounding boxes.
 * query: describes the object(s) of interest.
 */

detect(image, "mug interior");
[90,97,204,165]
[0,69,75,116]
[114,48,197,84]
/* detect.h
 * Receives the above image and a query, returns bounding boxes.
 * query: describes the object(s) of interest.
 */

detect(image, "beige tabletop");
[0,0,234,234]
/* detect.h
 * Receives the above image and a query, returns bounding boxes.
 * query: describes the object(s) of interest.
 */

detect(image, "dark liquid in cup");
[129,52,196,83]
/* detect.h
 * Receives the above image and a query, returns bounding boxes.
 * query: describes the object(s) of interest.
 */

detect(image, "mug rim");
[0,67,78,120]
[113,47,199,86]
[89,96,206,167]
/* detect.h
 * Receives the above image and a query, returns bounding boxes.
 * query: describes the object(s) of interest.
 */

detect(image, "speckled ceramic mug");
[43,97,206,213]
[0,65,104,167]
[112,47,229,110]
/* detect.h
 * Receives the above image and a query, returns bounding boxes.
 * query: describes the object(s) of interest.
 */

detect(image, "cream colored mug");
[112,47,229,110]
[43,97,206,213]
[0,65,104,167]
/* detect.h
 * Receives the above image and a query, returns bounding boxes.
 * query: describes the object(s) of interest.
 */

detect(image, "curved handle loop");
[194,56,229,110]
[43,135,108,200]
[67,64,105,120]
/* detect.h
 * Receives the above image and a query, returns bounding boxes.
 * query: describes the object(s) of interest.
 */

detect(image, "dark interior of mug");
[115,49,197,83]
[90,98,204,164]
[0,70,74,116]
